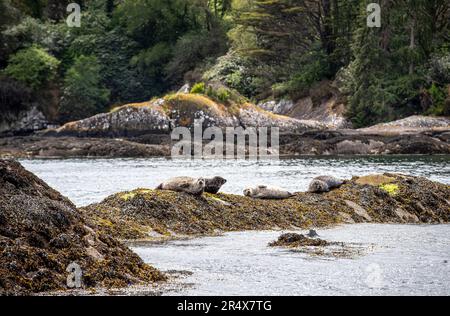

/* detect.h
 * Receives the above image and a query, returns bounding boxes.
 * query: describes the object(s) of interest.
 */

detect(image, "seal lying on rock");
[204,176,227,194]
[308,176,345,193]
[244,185,294,200]
[156,177,206,196]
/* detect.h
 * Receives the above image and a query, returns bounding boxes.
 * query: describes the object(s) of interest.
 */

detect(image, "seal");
[243,185,294,200]
[156,177,206,196]
[204,176,227,194]
[308,176,345,193]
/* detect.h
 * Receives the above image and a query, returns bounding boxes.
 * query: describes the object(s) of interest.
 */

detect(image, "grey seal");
[244,185,294,200]
[308,176,345,193]
[204,176,227,194]
[156,177,206,196]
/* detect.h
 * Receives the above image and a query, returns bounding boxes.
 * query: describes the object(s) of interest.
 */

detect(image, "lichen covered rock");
[0,160,165,295]
[81,174,450,240]
[48,101,171,138]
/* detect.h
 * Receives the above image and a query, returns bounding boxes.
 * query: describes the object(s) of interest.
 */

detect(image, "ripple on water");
[133,224,450,296]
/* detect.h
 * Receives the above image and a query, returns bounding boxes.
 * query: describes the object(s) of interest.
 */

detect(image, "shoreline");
[1,127,450,159]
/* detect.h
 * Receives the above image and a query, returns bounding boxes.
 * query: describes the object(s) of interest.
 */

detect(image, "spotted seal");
[244,185,294,200]
[308,176,345,193]
[156,177,206,196]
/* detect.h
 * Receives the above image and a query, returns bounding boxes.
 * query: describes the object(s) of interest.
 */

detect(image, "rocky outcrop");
[0,106,48,136]
[280,129,450,155]
[42,93,327,139]
[269,233,329,248]
[48,101,171,138]
[359,115,450,134]
[0,160,165,295]
[257,81,351,129]
[81,174,450,240]
[239,103,327,131]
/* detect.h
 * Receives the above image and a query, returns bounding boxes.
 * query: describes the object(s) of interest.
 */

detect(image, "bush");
[59,55,110,122]
[190,82,206,94]
[3,45,60,90]
[428,54,450,84]
[426,83,449,116]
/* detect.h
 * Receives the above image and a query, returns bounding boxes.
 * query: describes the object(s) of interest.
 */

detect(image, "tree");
[59,55,110,122]
[3,45,60,90]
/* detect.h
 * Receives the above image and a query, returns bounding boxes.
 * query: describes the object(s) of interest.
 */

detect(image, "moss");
[120,192,136,201]
[355,174,395,186]
[379,183,400,196]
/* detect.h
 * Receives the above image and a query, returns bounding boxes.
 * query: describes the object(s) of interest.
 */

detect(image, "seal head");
[204,176,227,194]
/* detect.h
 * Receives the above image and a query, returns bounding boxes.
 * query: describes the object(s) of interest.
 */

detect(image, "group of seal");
[156,175,345,199]
[156,176,227,196]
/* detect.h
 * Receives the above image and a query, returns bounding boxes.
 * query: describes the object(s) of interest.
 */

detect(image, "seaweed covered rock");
[269,233,329,248]
[0,160,165,295]
[81,174,450,240]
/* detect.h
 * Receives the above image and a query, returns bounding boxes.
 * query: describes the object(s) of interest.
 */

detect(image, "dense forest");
[0,0,449,127]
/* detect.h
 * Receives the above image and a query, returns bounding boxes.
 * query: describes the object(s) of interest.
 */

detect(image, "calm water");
[134,224,450,296]
[20,156,450,207]
[17,157,450,296]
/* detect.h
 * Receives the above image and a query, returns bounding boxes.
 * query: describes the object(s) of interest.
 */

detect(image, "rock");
[360,115,450,134]
[80,174,450,240]
[239,103,327,132]
[47,101,171,138]
[269,233,329,247]
[0,106,48,136]
[280,129,450,155]
[345,200,372,222]
[165,93,240,129]
[0,136,170,159]
[0,160,165,295]
[258,99,294,115]
[177,83,191,94]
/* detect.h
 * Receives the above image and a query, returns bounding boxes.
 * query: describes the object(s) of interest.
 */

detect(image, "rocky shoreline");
[1,93,449,158]
[1,127,449,159]
[1,159,449,295]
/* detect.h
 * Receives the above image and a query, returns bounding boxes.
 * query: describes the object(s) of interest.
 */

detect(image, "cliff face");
[0,160,165,295]
[81,174,450,241]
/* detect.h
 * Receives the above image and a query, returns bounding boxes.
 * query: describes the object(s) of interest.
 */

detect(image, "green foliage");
[191,82,206,94]
[273,47,331,100]
[4,45,60,90]
[426,83,448,116]
[59,55,110,122]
